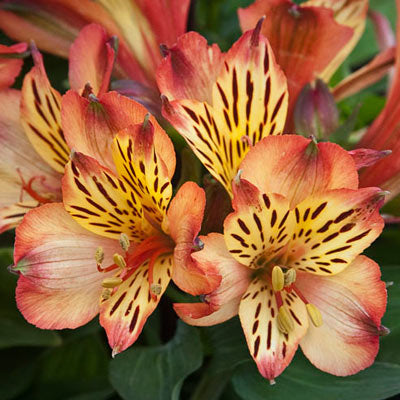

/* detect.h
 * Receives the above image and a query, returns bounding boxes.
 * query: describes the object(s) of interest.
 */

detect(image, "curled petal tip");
[111,347,120,358]
[378,190,391,197]
[7,264,19,276]
[69,149,76,160]
[385,281,394,288]
[269,379,276,385]
[378,325,390,336]
[108,35,119,53]
[160,43,169,57]
[88,93,99,103]
[382,150,392,156]
[251,16,266,47]
[82,83,94,98]
[233,169,243,185]
[288,4,301,18]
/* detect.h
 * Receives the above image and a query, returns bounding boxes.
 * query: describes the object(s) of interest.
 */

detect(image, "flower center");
[257,264,323,333]
[96,233,174,301]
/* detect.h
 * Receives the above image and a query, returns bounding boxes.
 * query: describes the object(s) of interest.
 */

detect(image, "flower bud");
[294,79,339,139]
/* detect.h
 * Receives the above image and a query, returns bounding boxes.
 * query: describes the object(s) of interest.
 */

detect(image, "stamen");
[150,284,162,295]
[95,246,104,265]
[284,268,296,287]
[113,253,126,269]
[119,233,130,252]
[16,169,53,204]
[102,277,123,288]
[277,306,294,334]
[306,303,323,327]
[271,266,284,292]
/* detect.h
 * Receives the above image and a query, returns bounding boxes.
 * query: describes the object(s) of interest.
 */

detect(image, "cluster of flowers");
[0,0,399,383]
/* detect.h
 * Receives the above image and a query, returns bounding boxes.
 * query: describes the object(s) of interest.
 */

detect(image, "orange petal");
[157,31,224,103]
[62,91,175,176]
[239,276,308,381]
[162,27,287,196]
[304,0,368,81]
[348,148,392,170]
[297,255,386,376]
[238,0,353,129]
[224,180,296,268]
[21,46,70,173]
[68,23,115,96]
[63,152,153,241]
[358,0,400,201]
[167,183,221,295]
[332,46,396,102]
[286,188,385,276]
[0,42,28,89]
[14,203,121,329]
[240,135,358,207]
[174,300,240,327]
[100,254,172,354]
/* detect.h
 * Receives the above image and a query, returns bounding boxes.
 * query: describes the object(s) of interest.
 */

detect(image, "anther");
[95,246,104,265]
[284,268,296,287]
[271,266,284,292]
[119,233,130,252]
[277,306,294,334]
[150,283,162,296]
[101,288,112,300]
[102,277,123,288]
[306,303,323,327]
[113,253,126,269]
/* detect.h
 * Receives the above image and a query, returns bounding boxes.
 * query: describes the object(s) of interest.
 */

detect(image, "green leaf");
[29,329,112,400]
[232,354,400,400]
[0,248,61,349]
[109,321,203,400]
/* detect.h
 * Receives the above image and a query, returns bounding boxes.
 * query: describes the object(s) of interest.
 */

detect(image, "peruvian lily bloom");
[357,0,400,203]
[159,24,288,196]
[0,0,190,111]
[0,24,118,233]
[12,112,220,354]
[175,135,387,381]
[238,0,374,127]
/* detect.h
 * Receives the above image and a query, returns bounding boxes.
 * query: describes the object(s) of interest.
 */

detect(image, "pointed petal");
[112,122,173,228]
[0,42,28,89]
[63,152,153,241]
[297,255,386,376]
[305,0,368,81]
[286,188,384,275]
[167,183,221,295]
[224,180,296,268]
[163,28,288,196]
[239,277,308,380]
[21,47,70,173]
[62,91,175,176]
[174,300,240,327]
[332,46,396,102]
[100,254,172,354]
[240,135,359,207]
[69,23,115,96]
[157,31,224,103]
[238,0,353,127]
[14,203,121,329]
[0,89,61,231]
[348,148,392,170]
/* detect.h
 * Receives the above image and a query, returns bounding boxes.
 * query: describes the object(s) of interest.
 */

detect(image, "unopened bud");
[271,266,284,292]
[150,283,162,295]
[95,247,104,265]
[102,277,123,288]
[277,306,294,334]
[294,79,339,140]
[113,253,126,269]
[306,303,323,327]
[119,233,130,252]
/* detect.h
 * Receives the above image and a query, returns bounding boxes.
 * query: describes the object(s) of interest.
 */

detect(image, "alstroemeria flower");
[13,112,220,354]
[0,24,117,232]
[175,135,387,381]
[0,0,190,110]
[357,0,400,203]
[238,0,367,127]
[159,24,288,196]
